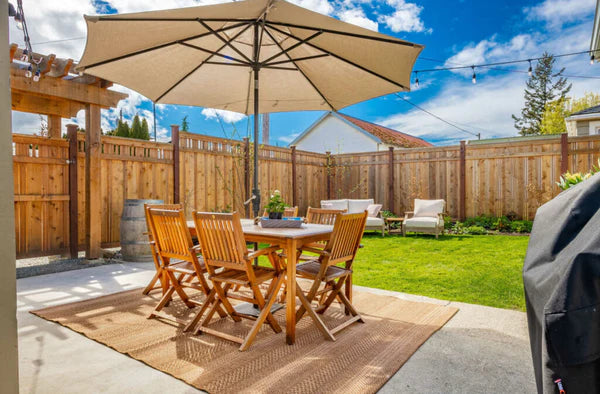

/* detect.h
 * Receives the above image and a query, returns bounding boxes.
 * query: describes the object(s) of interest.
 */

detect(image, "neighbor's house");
[289,111,432,154]
[566,105,600,136]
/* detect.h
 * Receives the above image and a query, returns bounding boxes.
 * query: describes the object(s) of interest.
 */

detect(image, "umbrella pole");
[252,22,261,218]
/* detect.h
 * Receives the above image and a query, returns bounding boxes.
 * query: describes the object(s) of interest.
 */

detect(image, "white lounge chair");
[320,199,385,236]
[403,199,445,238]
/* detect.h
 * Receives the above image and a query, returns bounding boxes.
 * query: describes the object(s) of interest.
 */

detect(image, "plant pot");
[268,212,283,219]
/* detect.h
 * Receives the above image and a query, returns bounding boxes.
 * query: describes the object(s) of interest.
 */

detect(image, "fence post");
[459,141,466,221]
[561,133,569,175]
[291,146,297,207]
[243,137,250,218]
[326,151,332,200]
[171,125,180,204]
[85,104,101,259]
[67,124,79,259]
[388,147,395,214]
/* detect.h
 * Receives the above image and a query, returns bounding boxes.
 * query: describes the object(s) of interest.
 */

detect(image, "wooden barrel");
[120,199,163,262]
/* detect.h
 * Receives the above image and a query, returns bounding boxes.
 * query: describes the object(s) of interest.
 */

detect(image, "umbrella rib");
[81,21,249,70]
[262,26,334,111]
[179,42,250,65]
[95,17,257,23]
[266,21,421,47]
[198,20,253,64]
[155,23,254,103]
[265,54,329,67]
[260,31,322,65]
[266,23,409,91]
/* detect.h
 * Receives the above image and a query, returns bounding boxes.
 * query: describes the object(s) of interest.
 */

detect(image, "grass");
[351,233,530,311]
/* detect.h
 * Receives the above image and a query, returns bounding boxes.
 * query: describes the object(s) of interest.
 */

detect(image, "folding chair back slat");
[148,208,194,262]
[306,207,347,225]
[193,212,249,272]
[325,211,368,265]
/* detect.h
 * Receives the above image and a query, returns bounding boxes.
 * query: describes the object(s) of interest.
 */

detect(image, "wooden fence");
[13,132,600,258]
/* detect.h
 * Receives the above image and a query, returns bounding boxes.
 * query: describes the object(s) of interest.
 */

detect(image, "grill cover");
[523,173,600,393]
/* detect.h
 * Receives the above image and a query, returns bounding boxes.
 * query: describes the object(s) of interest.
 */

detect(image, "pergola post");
[171,125,180,204]
[48,115,61,139]
[85,104,102,259]
[291,145,297,207]
[0,1,19,391]
[67,124,79,259]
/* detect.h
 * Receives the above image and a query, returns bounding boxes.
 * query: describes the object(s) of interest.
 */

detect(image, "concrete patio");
[17,262,536,393]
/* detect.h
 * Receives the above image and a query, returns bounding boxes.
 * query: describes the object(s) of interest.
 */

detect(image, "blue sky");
[9,0,600,146]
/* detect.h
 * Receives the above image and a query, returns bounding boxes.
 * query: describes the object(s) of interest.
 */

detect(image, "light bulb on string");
[591,54,595,65]
[414,72,419,88]
[471,66,476,84]
[25,64,32,78]
[33,68,40,82]
[528,60,533,76]
[20,48,28,62]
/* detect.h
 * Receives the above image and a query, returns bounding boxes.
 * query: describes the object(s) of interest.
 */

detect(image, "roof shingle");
[337,113,432,148]
[570,104,600,117]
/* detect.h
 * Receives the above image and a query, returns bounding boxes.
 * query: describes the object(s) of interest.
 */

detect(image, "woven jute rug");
[32,288,457,394]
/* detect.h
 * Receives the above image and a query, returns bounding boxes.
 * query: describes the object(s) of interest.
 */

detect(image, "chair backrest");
[323,211,368,266]
[306,207,347,225]
[413,199,445,218]
[193,211,250,273]
[146,207,194,262]
[262,206,299,218]
[144,203,183,240]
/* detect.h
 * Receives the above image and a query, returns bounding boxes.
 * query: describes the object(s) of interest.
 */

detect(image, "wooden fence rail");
[12,132,600,259]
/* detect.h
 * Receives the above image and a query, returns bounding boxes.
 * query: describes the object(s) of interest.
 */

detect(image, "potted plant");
[264,190,287,219]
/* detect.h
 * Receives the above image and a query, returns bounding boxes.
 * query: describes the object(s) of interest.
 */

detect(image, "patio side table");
[385,217,404,234]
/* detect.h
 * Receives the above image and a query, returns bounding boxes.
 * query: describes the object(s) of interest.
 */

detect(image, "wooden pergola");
[10,44,127,259]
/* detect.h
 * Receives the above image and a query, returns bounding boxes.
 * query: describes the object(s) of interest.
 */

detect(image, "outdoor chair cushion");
[321,199,349,211]
[367,204,382,217]
[347,199,374,214]
[404,216,440,228]
[413,199,444,217]
[366,217,384,227]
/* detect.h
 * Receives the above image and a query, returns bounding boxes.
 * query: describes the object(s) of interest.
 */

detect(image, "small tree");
[512,52,571,135]
[181,115,189,132]
[541,92,600,134]
[140,118,150,140]
[115,120,130,137]
[130,115,143,139]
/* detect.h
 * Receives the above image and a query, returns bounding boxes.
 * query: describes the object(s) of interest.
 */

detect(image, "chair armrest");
[190,244,202,253]
[247,245,281,260]
[298,245,330,256]
[404,211,414,220]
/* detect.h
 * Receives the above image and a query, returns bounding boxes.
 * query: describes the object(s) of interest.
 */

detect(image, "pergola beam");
[11,91,82,118]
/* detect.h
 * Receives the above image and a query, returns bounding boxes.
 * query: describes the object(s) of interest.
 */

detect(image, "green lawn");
[352,233,530,311]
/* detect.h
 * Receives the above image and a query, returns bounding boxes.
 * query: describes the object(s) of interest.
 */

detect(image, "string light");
[591,54,595,65]
[25,64,32,78]
[414,71,419,87]
[528,60,533,76]
[33,68,40,82]
[20,48,28,62]
[471,66,476,84]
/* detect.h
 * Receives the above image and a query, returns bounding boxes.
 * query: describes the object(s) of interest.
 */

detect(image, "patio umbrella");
[76,0,423,216]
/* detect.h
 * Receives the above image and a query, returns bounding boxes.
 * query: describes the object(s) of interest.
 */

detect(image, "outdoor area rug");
[31,288,458,394]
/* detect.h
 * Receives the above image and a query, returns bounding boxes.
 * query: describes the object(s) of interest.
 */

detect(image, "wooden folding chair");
[295,211,368,339]
[306,207,346,225]
[188,211,284,351]
[146,207,225,326]
[142,203,182,296]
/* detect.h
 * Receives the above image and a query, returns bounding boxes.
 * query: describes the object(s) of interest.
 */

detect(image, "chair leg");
[317,277,347,314]
[295,273,323,322]
[184,288,216,332]
[142,269,162,295]
[250,281,281,333]
[148,286,176,319]
[165,270,195,308]
[295,283,335,342]
[240,275,284,351]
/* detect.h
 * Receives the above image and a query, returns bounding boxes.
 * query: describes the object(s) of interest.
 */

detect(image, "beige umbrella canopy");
[77,0,423,214]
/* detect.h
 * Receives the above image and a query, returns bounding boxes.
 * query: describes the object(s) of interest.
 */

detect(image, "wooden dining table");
[188,219,334,345]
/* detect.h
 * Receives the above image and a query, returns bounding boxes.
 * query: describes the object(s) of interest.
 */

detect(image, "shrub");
[464,225,487,235]
[557,159,600,191]
[509,220,532,233]
[492,216,511,232]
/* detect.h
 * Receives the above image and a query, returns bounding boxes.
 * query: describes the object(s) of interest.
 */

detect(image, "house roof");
[289,111,432,148]
[337,113,433,148]
[570,104,600,117]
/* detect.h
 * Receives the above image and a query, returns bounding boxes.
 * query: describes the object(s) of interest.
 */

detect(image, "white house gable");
[293,115,379,153]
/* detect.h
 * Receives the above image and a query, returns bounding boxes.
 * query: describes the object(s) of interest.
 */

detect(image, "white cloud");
[379,0,428,33]
[525,0,595,28]
[278,132,300,144]
[201,108,246,124]
[338,8,378,31]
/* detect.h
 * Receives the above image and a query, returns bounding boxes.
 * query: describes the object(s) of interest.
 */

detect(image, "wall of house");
[294,116,378,154]
[571,119,600,136]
